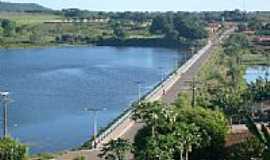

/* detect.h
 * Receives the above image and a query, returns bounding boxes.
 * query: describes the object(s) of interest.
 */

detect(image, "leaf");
[245,115,266,145]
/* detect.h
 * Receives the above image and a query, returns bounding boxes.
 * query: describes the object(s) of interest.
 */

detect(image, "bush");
[177,107,229,160]
[0,137,27,160]
[225,138,264,160]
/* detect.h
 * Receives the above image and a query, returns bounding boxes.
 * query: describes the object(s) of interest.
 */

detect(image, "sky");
[5,0,270,11]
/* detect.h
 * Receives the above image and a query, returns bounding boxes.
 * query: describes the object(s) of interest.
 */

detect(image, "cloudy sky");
[5,0,270,11]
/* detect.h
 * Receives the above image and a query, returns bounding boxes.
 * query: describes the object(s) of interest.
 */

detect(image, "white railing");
[93,26,237,147]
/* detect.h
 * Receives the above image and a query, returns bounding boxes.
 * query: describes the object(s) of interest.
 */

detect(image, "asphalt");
[56,30,232,160]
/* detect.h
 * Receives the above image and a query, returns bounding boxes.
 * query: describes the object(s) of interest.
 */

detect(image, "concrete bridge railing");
[92,28,235,148]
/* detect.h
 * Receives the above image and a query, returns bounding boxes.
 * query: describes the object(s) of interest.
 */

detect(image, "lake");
[0,46,184,153]
[245,66,270,83]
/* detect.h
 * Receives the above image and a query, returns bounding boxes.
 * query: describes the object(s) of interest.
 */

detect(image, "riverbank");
[0,37,206,51]
[55,28,235,160]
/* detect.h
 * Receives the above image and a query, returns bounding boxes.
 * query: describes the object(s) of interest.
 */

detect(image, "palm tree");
[246,116,270,159]
[133,102,164,137]
[173,123,202,160]
[98,138,132,160]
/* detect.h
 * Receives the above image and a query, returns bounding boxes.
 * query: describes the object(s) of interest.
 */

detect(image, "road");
[56,29,234,160]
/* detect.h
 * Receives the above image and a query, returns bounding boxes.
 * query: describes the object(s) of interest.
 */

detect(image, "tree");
[111,22,127,40]
[0,137,27,160]
[98,138,132,160]
[1,19,16,37]
[245,116,270,159]
[29,26,46,44]
[225,137,265,160]
[177,107,228,160]
[133,102,228,160]
[149,15,173,34]
[173,15,208,40]
[133,102,164,137]
[173,123,202,160]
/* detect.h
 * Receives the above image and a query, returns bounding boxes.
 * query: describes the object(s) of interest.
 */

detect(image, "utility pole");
[84,107,106,149]
[0,91,10,138]
[184,77,201,107]
[191,77,196,107]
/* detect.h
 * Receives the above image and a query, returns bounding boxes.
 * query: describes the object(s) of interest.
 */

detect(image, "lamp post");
[84,107,106,149]
[134,81,143,105]
[158,67,165,82]
[0,91,10,138]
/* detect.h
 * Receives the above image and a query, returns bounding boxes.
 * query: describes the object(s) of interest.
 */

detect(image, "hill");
[0,1,51,12]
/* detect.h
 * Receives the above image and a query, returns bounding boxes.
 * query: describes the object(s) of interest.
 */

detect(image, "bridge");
[56,28,235,160]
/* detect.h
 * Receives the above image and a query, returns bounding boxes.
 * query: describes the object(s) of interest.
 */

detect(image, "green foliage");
[248,17,263,31]
[174,92,192,109]
[247,77,270,102]
[73,156,86,160]
[149,14,208,41]
[29,26,46,44]
[245,116,270,160]
[149,15,173,34]
[173,15,208,40]
[0,137,27,160]
[133,102,228,160]
[0,2,50,12]
[1,19,16,37]
[113,26,127,40]
[177,107,228,160]
[98,138,132,160]
[225,138,265,160]
[223,33,250,56]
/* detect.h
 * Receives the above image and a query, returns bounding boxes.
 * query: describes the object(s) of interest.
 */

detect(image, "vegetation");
[246,116,270,159]
[93,14,270,160]
[0,6,257,49]
[225,137,265,160]
[0,137,27,160]
[1,2,270,159]
[132,101,228,160]
[98,138,132,160]
[0,2,51,12]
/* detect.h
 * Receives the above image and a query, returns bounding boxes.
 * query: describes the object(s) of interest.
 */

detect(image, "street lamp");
[84,107,106,149]
[0,91,11,138]
[158,67,165,82]
[134,81,143,104]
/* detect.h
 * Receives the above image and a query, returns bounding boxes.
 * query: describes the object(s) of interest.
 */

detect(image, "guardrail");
[92,28,234,148]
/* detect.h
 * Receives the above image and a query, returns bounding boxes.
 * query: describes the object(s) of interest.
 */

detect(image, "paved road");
[56,29,234,160]
[56,42,216,160]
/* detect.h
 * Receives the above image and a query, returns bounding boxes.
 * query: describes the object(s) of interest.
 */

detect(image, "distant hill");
[0,1,51,12]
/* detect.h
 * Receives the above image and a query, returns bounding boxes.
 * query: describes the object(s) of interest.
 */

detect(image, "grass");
[0,12,62,26]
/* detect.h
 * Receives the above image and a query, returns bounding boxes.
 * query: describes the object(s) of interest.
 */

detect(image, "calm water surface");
[0,46,184,153]
[245,66,270,83]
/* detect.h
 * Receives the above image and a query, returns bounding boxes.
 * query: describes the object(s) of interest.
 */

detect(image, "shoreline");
[0,37,206,51]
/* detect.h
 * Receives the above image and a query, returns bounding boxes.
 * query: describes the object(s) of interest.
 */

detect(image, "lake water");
[0,46,184,153]
[245,66,270,83]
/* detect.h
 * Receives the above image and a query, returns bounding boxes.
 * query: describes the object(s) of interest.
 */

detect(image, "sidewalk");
[56,29,234,160]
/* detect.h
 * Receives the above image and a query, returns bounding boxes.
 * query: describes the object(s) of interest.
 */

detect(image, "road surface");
[56,29,234,160]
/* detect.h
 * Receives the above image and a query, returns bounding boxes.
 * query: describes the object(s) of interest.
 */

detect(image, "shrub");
[0,137,27,160]
[225,138,264,160]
